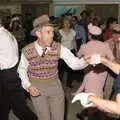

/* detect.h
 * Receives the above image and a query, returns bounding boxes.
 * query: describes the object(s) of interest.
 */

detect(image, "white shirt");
[0,27,18,70]
[59,29,76,50]
[17,41,87,89]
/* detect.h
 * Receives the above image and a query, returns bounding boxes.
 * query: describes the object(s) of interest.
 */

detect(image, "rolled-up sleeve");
[17,53,31,89]
[60,45,88,70]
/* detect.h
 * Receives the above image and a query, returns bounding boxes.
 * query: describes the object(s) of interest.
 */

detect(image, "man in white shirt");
[17,14,88,120]
[0,18,37,120]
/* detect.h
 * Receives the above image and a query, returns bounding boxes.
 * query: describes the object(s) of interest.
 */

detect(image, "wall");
[0,4,21,15]
[0,1,120,23]
[50,1,85,18]
[53,5,85,18]
[118,4,120,23]
[51,0,120,23]
[53,0,120,4]
[86,4,118,20]
[21,4,49,19]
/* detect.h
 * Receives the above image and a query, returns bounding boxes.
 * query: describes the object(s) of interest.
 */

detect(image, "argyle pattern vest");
[22,41,61,82]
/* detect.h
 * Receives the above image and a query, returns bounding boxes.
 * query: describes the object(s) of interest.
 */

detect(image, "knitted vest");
[23,41,61,82]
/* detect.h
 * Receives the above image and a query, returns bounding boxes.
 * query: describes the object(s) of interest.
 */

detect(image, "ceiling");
[1,0,120,4]
[0,0,52,4]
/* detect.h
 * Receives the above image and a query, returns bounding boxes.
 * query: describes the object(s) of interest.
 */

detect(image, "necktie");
[42,48,47,57]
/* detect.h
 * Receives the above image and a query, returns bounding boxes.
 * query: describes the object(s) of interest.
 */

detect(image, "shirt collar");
[35,41,43,50]
[34,41,51,56]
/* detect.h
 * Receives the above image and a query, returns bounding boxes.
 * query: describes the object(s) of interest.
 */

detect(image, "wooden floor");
[9,98,35,120]
[9,86,81,120]
[9,86,119,120]
[8,72,119,120]
[9,72,83,120]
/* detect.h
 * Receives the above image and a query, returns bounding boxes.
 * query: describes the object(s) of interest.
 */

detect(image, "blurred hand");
[27,85,41,97]
[84,54,101,66]
[72,92,95,108]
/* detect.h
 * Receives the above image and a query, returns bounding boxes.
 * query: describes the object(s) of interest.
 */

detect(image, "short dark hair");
[80,10,89,16]
[72,16,78,21]
[91,34,103,41]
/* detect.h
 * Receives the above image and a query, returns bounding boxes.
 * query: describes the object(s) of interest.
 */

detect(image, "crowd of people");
[1,9,120,120]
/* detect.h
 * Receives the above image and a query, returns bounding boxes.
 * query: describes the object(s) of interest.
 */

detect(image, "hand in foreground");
[72,92,95,108]
[84,54,101,66]
[27,85,41,97]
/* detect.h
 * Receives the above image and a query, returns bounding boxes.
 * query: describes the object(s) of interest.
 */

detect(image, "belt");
[0,64,18,72]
